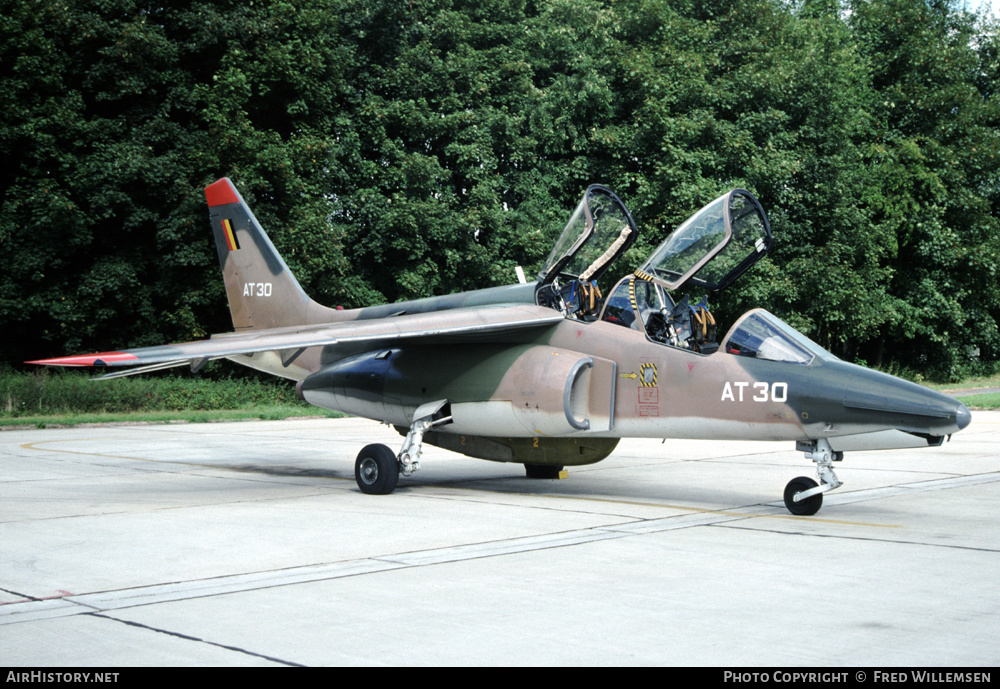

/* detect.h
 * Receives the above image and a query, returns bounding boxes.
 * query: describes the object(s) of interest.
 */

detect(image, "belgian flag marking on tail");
[221,218,240,251]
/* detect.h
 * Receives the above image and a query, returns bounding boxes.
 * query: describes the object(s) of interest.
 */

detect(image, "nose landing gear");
[784,439,843,516]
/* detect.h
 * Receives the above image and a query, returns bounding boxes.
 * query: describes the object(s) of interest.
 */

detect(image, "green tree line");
[2,0,998,379]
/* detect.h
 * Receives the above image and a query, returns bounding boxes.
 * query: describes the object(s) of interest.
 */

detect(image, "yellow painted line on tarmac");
[20,438,151,463]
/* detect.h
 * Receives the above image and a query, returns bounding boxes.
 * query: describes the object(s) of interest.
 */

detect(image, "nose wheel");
[784,439,843,516]
[784,476,823,515]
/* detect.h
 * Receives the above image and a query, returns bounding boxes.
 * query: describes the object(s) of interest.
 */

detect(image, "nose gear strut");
[784,439,844,516]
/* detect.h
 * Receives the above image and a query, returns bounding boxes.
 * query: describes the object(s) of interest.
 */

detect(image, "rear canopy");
[636,189,772,292]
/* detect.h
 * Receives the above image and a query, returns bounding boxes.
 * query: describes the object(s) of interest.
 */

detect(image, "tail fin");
[205,178,336,330]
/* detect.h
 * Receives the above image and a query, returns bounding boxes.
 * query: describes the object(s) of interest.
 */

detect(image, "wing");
[28,304,565,379]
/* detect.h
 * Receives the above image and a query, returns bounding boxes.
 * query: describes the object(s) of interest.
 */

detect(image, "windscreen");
[723,309,836,364]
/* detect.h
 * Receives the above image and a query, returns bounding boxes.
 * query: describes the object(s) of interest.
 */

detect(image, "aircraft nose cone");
[834,362,974,436]
[956,401,972,431]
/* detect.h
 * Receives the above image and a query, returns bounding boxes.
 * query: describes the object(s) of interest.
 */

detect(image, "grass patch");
[1,406,340,429]
[953,393,1000,410]
[932,372,1000,392]
[0,368,342,427]
[933,373,1000,409]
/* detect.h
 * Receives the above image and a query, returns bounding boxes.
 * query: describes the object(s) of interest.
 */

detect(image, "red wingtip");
[26,352,140,367]
[205,178,240,207]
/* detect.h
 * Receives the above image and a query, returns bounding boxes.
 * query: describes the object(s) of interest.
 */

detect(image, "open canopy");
[537,185,638,287]
[636,189,772,292]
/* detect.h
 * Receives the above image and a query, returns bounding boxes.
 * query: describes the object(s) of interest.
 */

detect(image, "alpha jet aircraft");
[30,179,971,515]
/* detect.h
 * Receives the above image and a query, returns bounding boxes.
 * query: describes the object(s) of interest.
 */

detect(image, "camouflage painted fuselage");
[283,305,967,466]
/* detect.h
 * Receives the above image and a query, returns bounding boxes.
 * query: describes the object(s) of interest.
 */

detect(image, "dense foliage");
[2,0,998,380]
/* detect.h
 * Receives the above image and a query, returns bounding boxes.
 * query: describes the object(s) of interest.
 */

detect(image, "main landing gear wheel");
[524,464,563,479]
[355,444,399,495]
[784,476,823,516]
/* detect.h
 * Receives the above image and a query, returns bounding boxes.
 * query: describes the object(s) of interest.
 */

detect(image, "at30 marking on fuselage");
[721,381,788,403]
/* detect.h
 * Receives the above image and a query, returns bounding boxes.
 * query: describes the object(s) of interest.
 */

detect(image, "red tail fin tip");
[205,178,240,208]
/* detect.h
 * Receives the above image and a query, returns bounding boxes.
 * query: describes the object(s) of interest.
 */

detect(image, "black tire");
[524,464,563,479]
[355,444,399,495]
[784,476,822,516]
